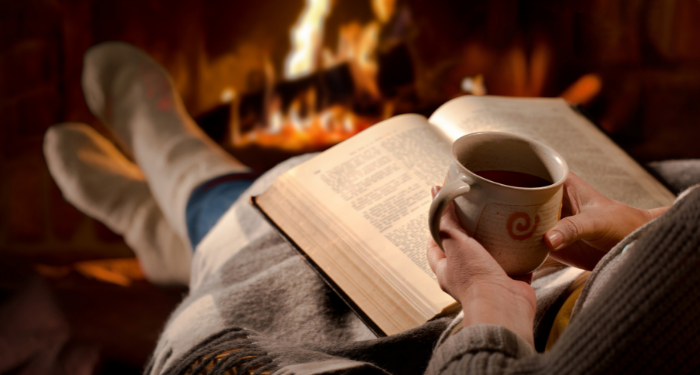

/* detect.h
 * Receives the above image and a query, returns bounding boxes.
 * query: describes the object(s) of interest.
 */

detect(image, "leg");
[44,123,191,285]
[81,42,249,247]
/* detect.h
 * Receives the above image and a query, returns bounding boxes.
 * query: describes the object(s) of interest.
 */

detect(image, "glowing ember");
[237,104,374,152]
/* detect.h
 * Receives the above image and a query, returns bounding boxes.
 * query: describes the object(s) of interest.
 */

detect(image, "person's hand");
[427,186,537,346]
[544,172,669,270]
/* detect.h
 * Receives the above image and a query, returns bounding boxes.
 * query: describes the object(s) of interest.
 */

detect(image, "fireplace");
[2,0,686,173]
[180,0,700,170]
[5,0,700,167]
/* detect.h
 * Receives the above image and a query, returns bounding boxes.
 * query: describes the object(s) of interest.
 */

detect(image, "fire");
[334,21,381,100]
[240,102,374,152]
[237,85,374,152]
[372,0,396,23]
[285,0,330,80]
[232,0,396,153]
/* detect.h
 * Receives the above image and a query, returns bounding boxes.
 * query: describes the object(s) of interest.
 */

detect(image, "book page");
[269,114,455,327]
[428,96,675,208]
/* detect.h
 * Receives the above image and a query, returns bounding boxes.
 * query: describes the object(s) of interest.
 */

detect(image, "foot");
[81,42,249,241]
[81,42,191,157]
[44,122,192,285]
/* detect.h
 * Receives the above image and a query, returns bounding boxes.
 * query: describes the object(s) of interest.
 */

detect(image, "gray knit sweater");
[147,155,700,374]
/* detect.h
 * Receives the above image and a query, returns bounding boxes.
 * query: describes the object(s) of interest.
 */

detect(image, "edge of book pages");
[251,195,387,337]
[252,194,462,337]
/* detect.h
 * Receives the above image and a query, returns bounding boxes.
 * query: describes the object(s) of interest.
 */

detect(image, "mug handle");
[428,175,471,252]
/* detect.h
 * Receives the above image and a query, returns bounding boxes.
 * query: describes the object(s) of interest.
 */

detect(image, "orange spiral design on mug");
[507,212,539,240]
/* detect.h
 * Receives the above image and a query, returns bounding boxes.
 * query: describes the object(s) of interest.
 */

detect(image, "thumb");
[545,214,596,251]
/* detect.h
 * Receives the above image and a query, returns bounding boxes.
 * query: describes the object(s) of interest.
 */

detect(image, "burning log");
[194,43,415,171]
[195,0,416,170]
[232,42,413,131]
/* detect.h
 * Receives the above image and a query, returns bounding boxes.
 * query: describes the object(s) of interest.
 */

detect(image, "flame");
[237,101,374,152]
[285,0,330,79]
[220,87,236,103]
[372,0,396,24]
[460,74,487,96]
[236,0,397,153]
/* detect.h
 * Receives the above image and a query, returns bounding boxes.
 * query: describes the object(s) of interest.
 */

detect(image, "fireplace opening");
[198,0,422,170]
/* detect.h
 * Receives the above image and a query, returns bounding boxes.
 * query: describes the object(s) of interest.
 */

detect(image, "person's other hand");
[544,172,669,270]
[427,186,536,346]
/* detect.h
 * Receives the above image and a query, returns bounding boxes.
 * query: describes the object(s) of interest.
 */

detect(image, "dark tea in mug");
[474,170,552,188]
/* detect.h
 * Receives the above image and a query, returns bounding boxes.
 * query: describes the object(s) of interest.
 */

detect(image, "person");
[44,42,700,375]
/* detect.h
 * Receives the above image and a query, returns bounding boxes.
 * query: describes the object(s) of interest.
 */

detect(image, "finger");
[547,240,606,271]
[431,185,462,230]
[565,171,584,185]
[561,172,603,216]
[560,172,596,218]
[561,172,588,218]
[431,184,469,243]
[563,171,591,193]
[438,200,464,233]
[560,175,573,218]
[431,185,468,254]
[545,212,599,251]
[431,185,441,198]
[437,202,499,269]
[426,240,446,275]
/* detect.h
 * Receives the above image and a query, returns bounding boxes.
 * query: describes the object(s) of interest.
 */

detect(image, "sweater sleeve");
[426,324,535,375]
[426,186,700,375]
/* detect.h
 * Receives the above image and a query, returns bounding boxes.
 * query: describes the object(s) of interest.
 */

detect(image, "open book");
[252,95,675,337]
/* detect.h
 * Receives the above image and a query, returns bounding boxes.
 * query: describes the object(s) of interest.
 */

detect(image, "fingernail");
[431,186,439,198]
[547,231,563,250]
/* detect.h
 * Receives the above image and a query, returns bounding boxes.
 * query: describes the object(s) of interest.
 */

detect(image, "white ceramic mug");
[428,132,569,275]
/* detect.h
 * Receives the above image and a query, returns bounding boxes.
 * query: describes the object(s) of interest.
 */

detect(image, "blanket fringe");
[160,327,276,375]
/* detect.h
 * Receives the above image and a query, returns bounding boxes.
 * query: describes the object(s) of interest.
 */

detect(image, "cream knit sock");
[44,123,192,285]
[81,41,250,246]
